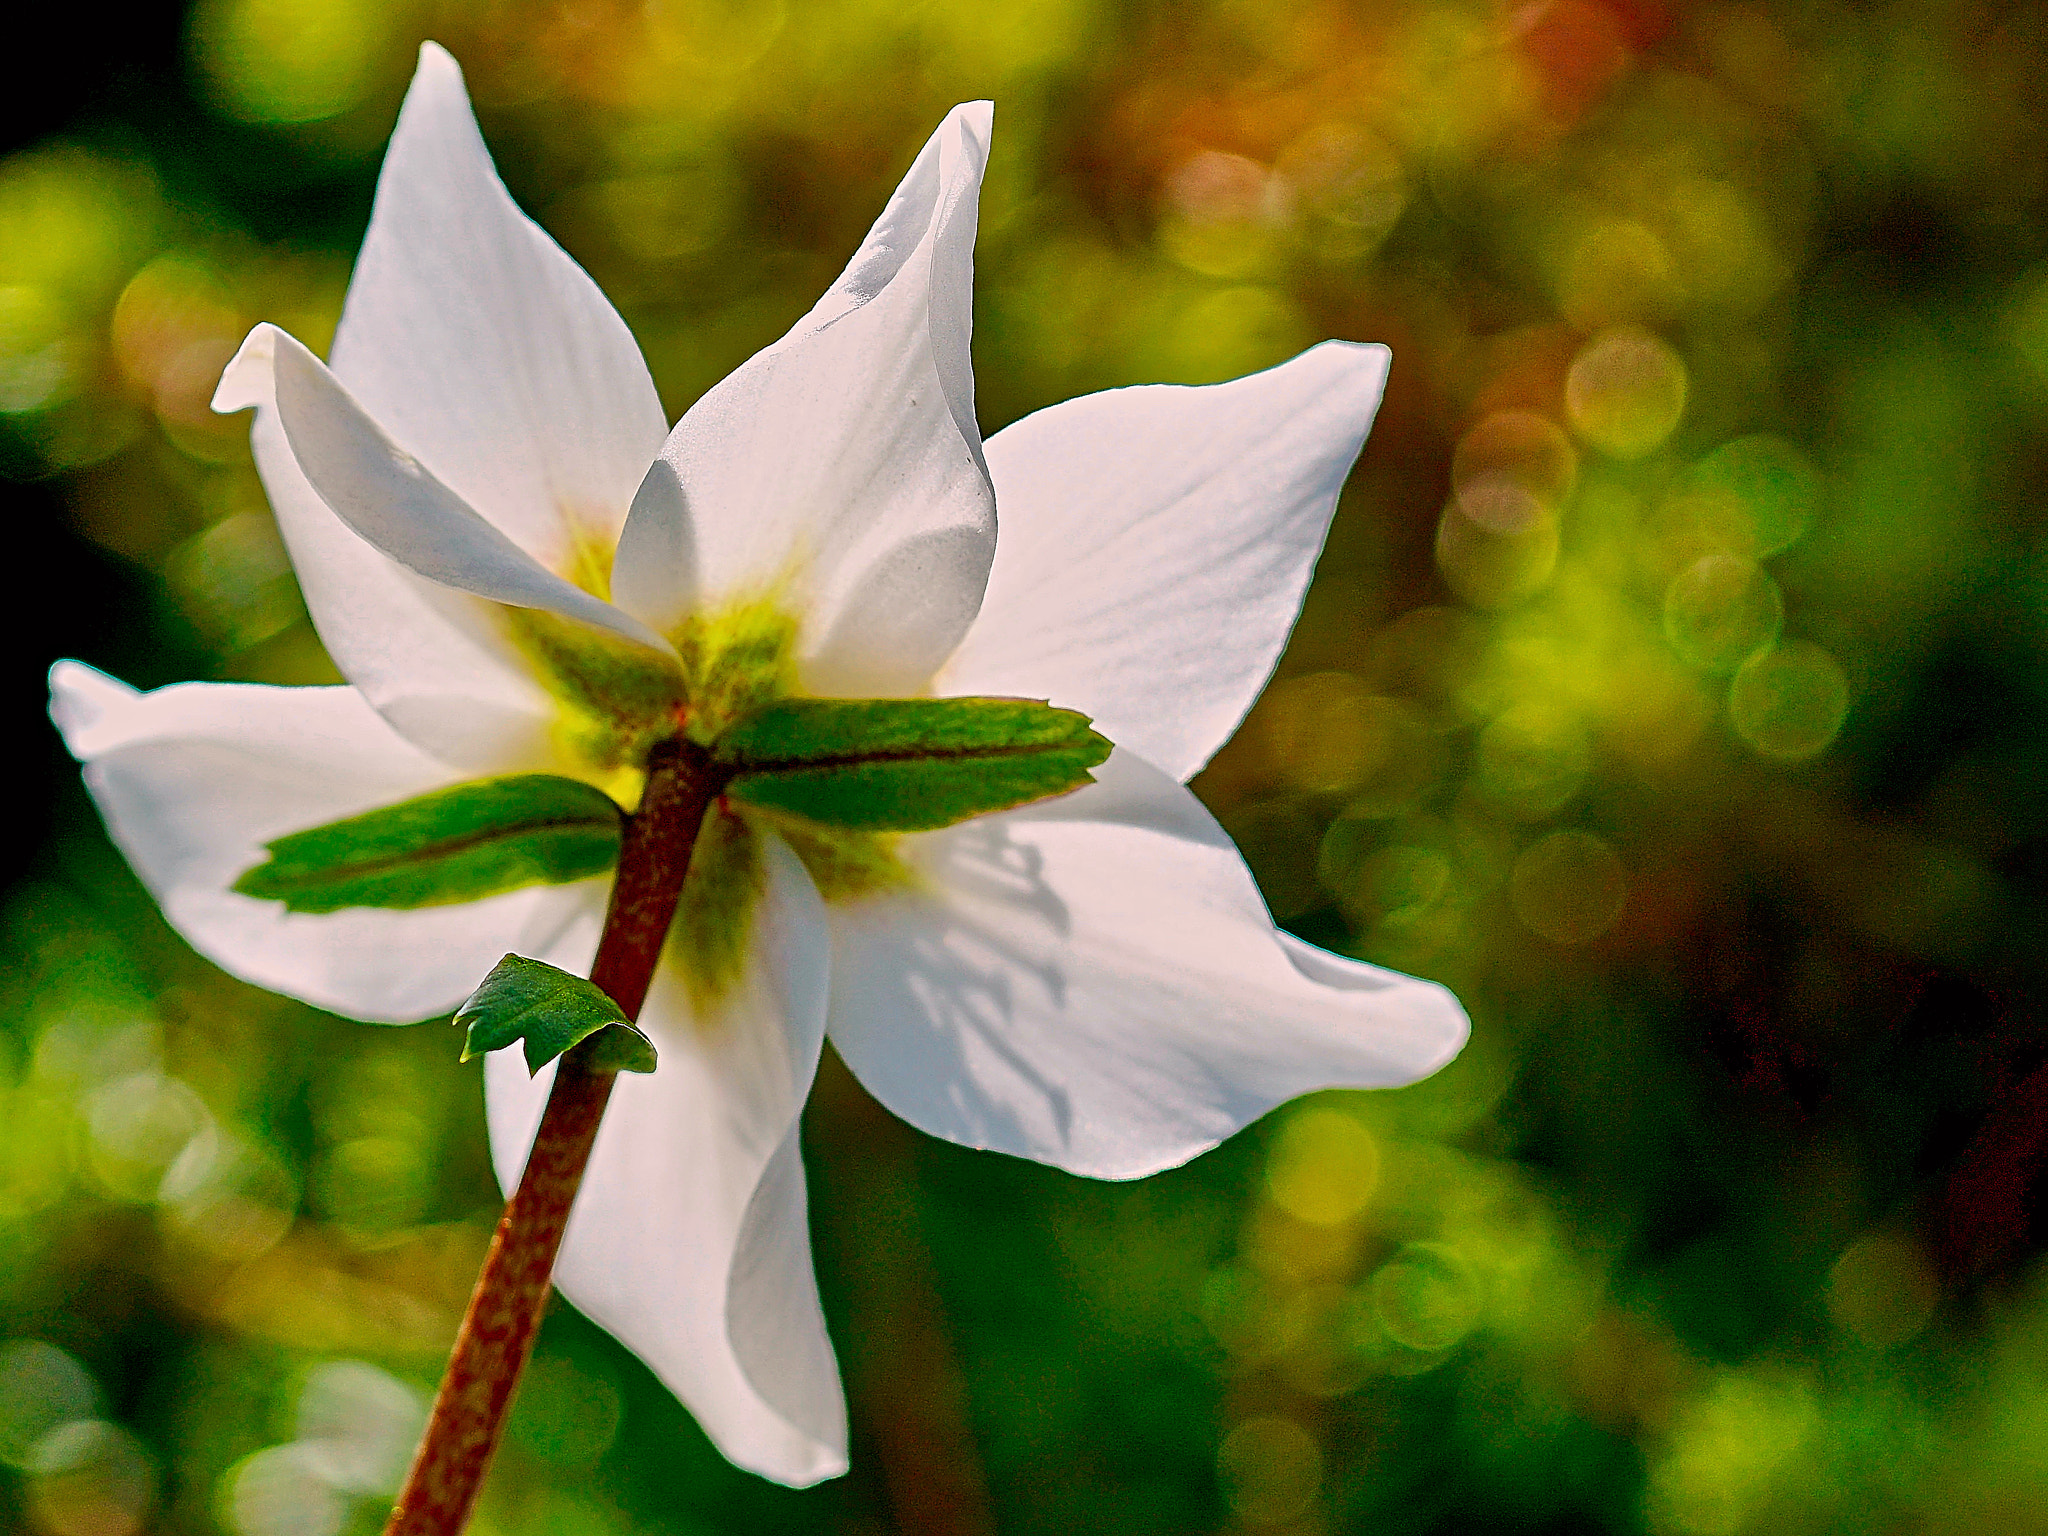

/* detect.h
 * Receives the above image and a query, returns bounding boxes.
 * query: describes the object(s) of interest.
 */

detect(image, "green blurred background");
[5,0,2048,1532]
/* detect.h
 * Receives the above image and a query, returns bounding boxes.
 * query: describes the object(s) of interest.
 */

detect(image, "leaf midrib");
[249,811,620,891]
[726,738,1097,776]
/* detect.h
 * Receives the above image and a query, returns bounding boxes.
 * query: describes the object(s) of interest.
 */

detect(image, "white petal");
[328,42,667,571]
[48,661,595,1023]
[942,342,1391,782]
[219,326,674,657]
[825,749,1466,1180]
[210,334,566,776]
[484,837,845,1485]
[613,103,995,696]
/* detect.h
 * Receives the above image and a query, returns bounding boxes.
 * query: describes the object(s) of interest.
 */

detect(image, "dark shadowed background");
[4,2,2047,1534]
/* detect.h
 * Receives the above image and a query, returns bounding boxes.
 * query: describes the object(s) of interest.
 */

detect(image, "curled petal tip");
[1304,336,1393,390]
[937,101,993,180]
[947,99,994,139]
[211,323,280,415]
[48,660,145,762]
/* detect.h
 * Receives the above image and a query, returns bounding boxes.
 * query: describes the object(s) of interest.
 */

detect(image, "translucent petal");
[49,661,595,1022]
[613,104,995,697]
[944,342,1390,781]
[826,749,1466,1179]
[483,838,845,1484]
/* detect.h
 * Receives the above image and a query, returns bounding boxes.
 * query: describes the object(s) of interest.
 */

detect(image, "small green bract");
[456,953,657,1075]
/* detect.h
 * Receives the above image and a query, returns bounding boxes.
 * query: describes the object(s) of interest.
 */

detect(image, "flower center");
[506,594,912,1008]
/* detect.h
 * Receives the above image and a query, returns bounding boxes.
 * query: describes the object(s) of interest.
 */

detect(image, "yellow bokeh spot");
[1559,219,1678,329]
[0,148,161,307]
[85,1072,211,1204]
[190,0,392,125]
[1357,845,1454,930]
[1159,285,1309,385]
[1453,410,1578,511]
[1259,672,1418,797]
[1663,554,1783,674]
[1646,1370,1818,1536]
[24,1419,158,1536]
[1276,123,1407,258]
[1158,151,1285,280]
[159,1135,296,1264]
[1510,829,1626,945]
[1217,1415,1322,1525]
[1437,479,1560,608]
[1826,1232,1939,1348]
[1729,641,1849,760]
[111,254,244,445]
[310,1132,431,1232]
[1266,1107,1380,1226]
[0,1084,72,1219]
[1475,705,1592,819]
[1666,177,1785,315]
[1566,325,1688,458]
[0,286,80,415]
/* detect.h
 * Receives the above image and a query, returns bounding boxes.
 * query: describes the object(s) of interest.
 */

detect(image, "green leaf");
[717,696,1111,832]
[233,775,623,914]
[455,953,657,1075]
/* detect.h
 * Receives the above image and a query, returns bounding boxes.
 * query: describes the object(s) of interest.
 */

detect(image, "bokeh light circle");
[1510,829,1627,944]
[1664,554,1784,674]
[1826,1233,1939,1349]
[1453,410,1579,510]
[1370,1243,1482,1352]
[1217,1415,1322,1524]
[1259,672,1391,795]
[1266,1107,1380,1225]
[1566,325,1688,457]
[221,1444,346,1536]
[1560,219,1677,328]
[507,1355,626,1468]
[1728,641,1850,760]
[24,1420,157,1536]
[1686,435,1819,558]
[1475,705,1592,819]
[0,1343,98,1469]
[1437,478,1559,608]
[295,1362,422,1496]
[190,0,392,126]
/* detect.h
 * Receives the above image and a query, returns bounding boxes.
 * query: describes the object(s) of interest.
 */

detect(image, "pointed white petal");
[219,326,673,657]
[613,103,995,696]
[825,749,1466,1180]
[943,342,1391,782]
[329,42,667,571]
[48,661,596,1022]
[484,837,846,1485]
[210,333,569,776]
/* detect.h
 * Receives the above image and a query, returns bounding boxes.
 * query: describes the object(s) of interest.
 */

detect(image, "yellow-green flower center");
[504,594,912,1008]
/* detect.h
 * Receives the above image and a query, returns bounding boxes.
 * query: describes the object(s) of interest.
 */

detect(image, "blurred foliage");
[5,1,2048,1533]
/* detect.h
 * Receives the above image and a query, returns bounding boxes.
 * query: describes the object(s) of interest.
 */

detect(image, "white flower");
[48,45,1466,1485]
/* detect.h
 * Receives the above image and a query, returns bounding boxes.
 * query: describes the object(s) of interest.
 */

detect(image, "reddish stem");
[384,738,723,1536]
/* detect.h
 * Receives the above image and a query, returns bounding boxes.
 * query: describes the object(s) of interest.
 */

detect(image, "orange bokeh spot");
[1512,0,1636,124]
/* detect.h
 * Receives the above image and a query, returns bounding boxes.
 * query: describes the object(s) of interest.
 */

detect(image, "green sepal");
[233,775,623,914]
[455,953,657,1076]
[716,696,1112,832]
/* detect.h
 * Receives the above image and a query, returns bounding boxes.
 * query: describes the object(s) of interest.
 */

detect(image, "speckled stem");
[383,737,722,1536]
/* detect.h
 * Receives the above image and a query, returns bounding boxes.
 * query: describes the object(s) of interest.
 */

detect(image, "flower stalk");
[385,736,723,1536]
